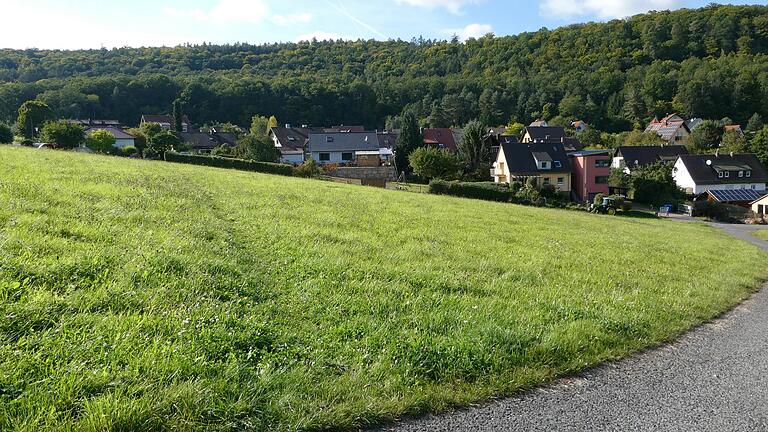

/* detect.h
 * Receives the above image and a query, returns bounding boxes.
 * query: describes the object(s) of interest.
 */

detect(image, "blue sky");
[1,0,764,50]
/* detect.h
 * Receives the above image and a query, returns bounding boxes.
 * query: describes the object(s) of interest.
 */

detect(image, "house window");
[739,171,744,178]
[554,161,562,168]
[319,153,331,161]
[747,171,752,178]
[595,159,610,168]
[595,176,609,184]
[725,171,730,178]
[326,136,334,143]
[759,204,765,215]
[718,171,724,178]
[541,162,548,169]
[543,178,551,185]
[557,177,565,186]
[342,152,354,161]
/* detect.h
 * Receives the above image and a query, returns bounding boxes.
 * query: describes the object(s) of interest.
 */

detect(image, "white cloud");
[294,31,350,43]
[273,12,313,26]
[393,0,481,15]
[540,0,682,20]
[444,23,493,40]
[165,0,270,24]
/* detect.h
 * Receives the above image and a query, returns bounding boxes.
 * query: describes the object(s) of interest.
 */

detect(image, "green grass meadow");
[1,146,767,431]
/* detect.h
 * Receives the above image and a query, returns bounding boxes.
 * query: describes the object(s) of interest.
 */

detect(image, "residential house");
[751,194,768,217]
[422,128,458,152]
[377,131,399,163]
[179,130,236,153]
[569,149,612,204]
[308,132,380,165]
[529,120,548,127]
[673,153,768,196]
[492,142,573,195]
[270,125,320,164]
[644,113,702,144]
[67,119,123,128]
[325,125,365,133]
[612,145,689,173]
[521,126,583,151]
[141,114,191,132]
[85,126,136,149]
[724,125,745,136]
[570,120,588,132]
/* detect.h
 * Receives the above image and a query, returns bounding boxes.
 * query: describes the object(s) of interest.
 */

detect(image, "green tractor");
[590,197,619,215]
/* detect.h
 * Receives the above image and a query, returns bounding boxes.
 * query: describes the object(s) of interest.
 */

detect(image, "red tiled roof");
[422,128,457,152]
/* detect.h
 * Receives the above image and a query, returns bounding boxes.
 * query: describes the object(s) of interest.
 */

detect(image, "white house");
[85,126,136,149]
[673,154,767,196]
[307,132,379,164]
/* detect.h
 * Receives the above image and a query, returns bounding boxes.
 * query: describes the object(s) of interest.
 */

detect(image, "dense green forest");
[0,4,767,130]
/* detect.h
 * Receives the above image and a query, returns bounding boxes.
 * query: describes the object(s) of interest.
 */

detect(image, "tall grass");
[1,146,766,431]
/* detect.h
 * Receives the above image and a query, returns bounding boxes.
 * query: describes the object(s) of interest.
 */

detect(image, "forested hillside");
[0,4,767,130]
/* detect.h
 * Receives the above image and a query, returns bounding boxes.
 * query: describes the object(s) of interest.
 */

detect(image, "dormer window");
[725,171,730,178]
[288,137,296,142]
[326,136,334,143]
[554,161,562,169]
[540,161,550,169]
[718,172,724,178]
[747,171,752,178]
[739,171,744,178]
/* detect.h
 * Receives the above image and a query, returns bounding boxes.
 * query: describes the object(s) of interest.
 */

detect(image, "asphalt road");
[380,223,768,432]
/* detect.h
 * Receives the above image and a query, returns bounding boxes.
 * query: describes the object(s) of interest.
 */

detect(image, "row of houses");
[269,124,465,167]
[66,116,236,152]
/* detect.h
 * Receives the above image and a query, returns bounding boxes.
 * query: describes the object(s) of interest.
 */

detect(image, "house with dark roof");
[85,126,136,149]
[673,153,768,196]
[751,194,768,218]
[67,119,123,128]
[521,126,583,151]
[179,131,236,154]
[270,126,321,164]
[377,131,399,163]
[612,145,689,173]
[422,128,458,152]
[492,142,573,194]
[308,132,380,165]
[141,115,191,132]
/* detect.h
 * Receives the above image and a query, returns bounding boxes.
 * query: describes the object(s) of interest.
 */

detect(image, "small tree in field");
[40,121,85,149]
[17,100,54,139]
[235,135,281,162]
[409,147,461,180]
[147,131,179,156]
[86,130,117,153]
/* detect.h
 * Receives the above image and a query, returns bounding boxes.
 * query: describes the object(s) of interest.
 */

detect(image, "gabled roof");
[141,114,191,125]
[678,154,768,185]
[308,132,379,153]
[422,128,458,152]
[645,113,692,141]
[85,126,135,140]
[616,145,689,169]
[270,127,315,152]
[524,126,567,142]
[68,119,122,127]
[325,125,365,133]
[377,132,399,149]
[179,132,236,150]
[750,194,768,205]
[499,142,572,176]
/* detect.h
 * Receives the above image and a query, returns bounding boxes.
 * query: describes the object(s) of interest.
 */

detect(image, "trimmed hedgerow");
[429,180,514,202]
[164,152,294,176]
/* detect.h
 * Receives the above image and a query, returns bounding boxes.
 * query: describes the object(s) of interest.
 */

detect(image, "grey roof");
[569,149,611,157]
[678,154,768,186]
[524,126,567,142]
[377,132,399,149]
[308,132,379,153]
[499,142,572,176]
[270,127,315,152]
[616,146,689,169]
[179,132,236,150]
[85,126,135,139]
[141,114,191,125]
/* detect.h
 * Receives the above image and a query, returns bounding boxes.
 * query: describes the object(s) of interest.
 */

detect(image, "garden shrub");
[164,152,294,176]
[693,201,747,222]
[294,159,323,178]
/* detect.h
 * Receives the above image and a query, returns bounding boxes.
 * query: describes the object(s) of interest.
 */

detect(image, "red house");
[569,150,612,203]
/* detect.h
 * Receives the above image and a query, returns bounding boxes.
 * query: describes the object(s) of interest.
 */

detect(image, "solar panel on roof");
[708,189,765,202]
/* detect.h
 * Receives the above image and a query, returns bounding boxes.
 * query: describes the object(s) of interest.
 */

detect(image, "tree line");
[0,4,766,133]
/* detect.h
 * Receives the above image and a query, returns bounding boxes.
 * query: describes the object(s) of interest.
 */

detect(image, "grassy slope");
[0,146,766,431]
[755,229,768,241]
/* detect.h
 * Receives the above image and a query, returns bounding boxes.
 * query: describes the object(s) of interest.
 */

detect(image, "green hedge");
[429,180,513,202]
[164,152,294,176]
